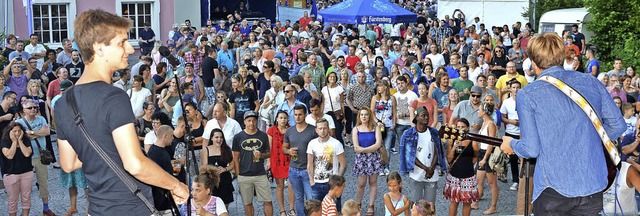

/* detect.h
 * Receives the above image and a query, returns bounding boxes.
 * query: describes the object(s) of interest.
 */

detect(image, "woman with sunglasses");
[489,46,507,78]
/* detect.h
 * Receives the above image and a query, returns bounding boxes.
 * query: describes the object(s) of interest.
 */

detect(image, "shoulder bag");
[64,88,162,215]
[326,86,344,121]
[22,117,54,165]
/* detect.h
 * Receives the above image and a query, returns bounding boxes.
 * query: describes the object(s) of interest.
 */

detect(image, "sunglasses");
[284,90,293,93]
[25,106,38,110]
[217,96,226,98]
[470,94,482,98]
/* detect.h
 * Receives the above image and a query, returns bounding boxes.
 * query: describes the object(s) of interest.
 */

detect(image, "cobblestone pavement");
[0,135,521,216]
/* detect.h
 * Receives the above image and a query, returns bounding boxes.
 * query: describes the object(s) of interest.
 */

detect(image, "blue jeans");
[394,124,411,149]
[383,126,396,169]
[311,182,342,212]
[289,167,313,216]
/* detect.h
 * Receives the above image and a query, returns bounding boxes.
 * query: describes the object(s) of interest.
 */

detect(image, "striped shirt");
[322,196,338,216]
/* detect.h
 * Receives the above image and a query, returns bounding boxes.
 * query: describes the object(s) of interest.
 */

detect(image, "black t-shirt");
[66,62,85,84]
[276,67,290,83]
[229,89,258,128]
[201,57,218,87]
[0,106,15,134]
[0,139,33,175]
[573,33,585,51]
[147,144,173,211]
[54,81,154,215]
[231,130,270,176]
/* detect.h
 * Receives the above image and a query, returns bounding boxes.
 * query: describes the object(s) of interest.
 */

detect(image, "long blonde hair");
[27,80,44,98]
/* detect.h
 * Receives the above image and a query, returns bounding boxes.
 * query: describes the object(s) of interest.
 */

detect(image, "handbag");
[379,145,389,165]
[64,88,163,216]
[489,147,509,173]
[326,86,344,121]
[21,117,54,165]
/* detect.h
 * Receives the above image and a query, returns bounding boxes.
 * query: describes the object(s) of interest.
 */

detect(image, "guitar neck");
[464,133,502,146]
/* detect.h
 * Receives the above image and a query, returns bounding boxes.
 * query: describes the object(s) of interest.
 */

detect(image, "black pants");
[505,132,520,183]
[533,188,603,216]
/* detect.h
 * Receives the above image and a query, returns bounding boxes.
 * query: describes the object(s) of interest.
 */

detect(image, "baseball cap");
[470,86,483,94]
[244,110,258,120]
[285,52,293,57]
[233,27,241,31]
[412,106,428,124]
[59,80,73,91]
[393,41,401,45]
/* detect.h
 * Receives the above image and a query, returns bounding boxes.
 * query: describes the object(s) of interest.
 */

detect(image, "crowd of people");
[1,0,640,215]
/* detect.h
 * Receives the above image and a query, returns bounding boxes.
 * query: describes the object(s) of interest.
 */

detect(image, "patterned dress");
[353,129,383,176]
[268,126,290,179]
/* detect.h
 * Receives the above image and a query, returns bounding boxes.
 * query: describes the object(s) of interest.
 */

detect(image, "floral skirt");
[60,169,88,189]
[443,173,479,203]
[353,152,383,176]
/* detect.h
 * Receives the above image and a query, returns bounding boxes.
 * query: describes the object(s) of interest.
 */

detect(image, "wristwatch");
[29,131,34,135]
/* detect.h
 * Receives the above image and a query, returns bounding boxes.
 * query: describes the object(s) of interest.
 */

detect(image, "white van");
[538,8,593,43]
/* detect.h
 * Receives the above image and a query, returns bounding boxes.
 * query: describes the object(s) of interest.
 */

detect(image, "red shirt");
[345,56,360,73]
[47,79,62,99]
[299,17,312,30]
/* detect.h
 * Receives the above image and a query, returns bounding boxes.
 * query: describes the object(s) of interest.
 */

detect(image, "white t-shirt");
[603,162,637,214]
[393,90,418,126]
[425,53,446,69]
[24,43,46,70]
[409,130,439,182]
[322,85,345,113]
[469,66,483,85]
[144,130,157,145]
[623,116,637,137]
[523,58,535,83]
[127,88,152,116]
[305,114,336,129]
[307,137,344,183]
[202,117,243,149]
[500,97,520,135]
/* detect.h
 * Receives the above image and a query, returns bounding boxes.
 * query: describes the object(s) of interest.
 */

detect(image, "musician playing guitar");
[500,33,626,215]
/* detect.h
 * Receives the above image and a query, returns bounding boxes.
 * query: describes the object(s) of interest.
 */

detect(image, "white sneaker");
[52,162,61,169]
[381,168,390,176]
[510,183,518,191]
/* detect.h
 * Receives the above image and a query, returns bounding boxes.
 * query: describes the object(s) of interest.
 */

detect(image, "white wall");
[438,0,529,30]
[174,0,201,27]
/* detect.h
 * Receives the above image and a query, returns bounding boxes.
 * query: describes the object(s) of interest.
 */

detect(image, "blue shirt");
[445,66,459,79]
[216,49,235,72]
[587,59,600,76]
[509,66,626,201]
[275,100,306,126]
[8,51,30,61]
[16,116,48,158]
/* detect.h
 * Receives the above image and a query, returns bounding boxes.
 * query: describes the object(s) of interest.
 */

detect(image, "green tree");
[522,0,585,29]
[584,0,640,70]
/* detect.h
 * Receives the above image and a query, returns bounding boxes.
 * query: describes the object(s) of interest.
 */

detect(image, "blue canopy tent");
[318,0,417,24]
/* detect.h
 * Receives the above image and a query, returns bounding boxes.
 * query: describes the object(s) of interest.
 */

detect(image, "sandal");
[288,209,296,216]
[482,205,497,215]
[366,205,374,216]
[280,210,287,216]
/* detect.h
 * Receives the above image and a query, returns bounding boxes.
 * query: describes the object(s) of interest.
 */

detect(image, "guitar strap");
[538,75,621,168]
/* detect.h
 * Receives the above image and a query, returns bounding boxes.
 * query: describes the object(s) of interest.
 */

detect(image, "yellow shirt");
[496,73,528,91]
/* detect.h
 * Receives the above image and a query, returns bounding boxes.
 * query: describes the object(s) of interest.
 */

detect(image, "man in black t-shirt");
[147,125,177,213]
[571,24,586,54]
[53,9,188,216]
[65,50,85,83]
[201,45,219,109]
[232,111,273,216]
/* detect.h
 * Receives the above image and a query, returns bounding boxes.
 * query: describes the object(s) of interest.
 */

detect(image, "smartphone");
[16,57,22,61]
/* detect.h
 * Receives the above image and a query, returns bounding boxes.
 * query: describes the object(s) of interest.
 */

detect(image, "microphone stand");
[523,159,531,216]
[170,63,199,216]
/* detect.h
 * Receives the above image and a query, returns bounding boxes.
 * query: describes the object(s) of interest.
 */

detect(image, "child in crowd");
[322,175,346,216]
[180,165,228,216]
[304,199,321,216]
[383,172,411,216]
[341,200,361,216]
[621,103,637,137]
[411,200,436,216]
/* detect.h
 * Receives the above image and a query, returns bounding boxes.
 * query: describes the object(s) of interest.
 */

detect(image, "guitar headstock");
[438,125,465,141]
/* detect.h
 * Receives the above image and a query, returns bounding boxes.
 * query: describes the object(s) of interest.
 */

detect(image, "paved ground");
[0,134,522,216]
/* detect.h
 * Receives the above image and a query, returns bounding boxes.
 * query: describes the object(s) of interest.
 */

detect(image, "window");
[540,23,555,33]
[32,4,69,43]
[121,2,153,40]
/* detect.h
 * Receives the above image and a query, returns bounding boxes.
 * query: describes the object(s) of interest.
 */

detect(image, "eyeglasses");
[25,106,38,110]
[470,94,482,98]
[495,50,503,53]
[284,90,293,93]
[217,96,225,98]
